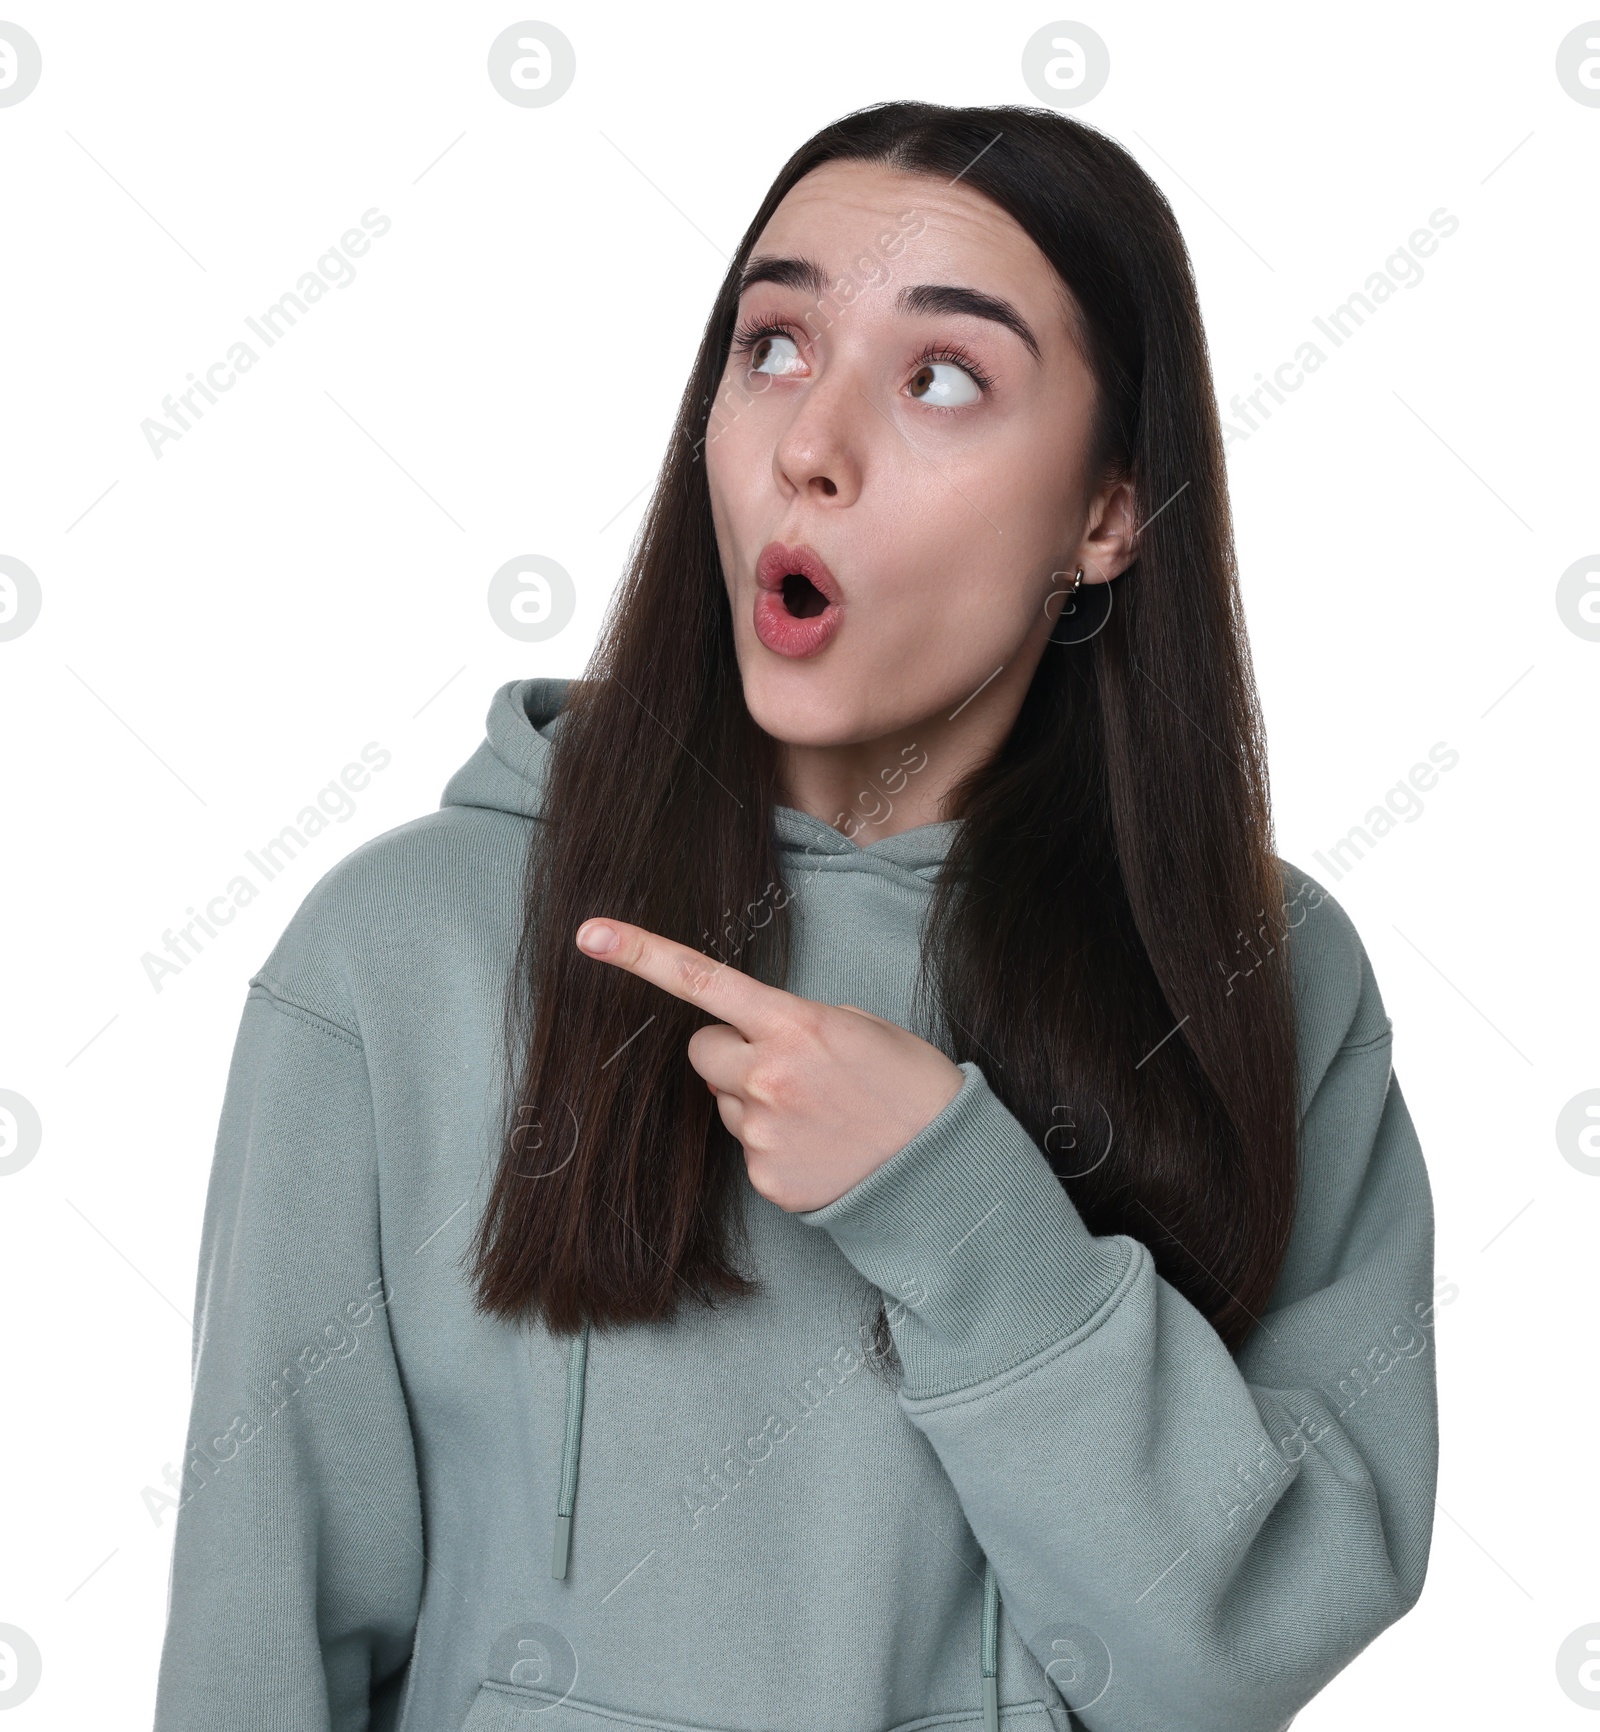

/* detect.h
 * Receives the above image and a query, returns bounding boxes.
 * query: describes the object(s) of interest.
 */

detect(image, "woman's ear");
[1078,475,1141,583]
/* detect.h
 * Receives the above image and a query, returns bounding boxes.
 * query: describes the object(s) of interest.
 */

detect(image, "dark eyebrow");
[896,283,1041,364]
[737,255,832,300]
[736,254,1043,365]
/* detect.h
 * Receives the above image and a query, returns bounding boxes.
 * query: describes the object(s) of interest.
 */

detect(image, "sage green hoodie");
[151,675,1438,1732]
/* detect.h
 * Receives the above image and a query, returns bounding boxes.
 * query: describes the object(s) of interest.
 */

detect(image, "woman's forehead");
[759,161,1031,264]
[749,161,1078,349]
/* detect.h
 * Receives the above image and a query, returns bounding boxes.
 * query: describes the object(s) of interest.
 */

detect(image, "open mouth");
[780,571,830,618]
[752,540,844,658]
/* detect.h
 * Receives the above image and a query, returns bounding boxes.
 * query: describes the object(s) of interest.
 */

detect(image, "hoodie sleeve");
[152,976,424,1732]
[796,902,1438,1732]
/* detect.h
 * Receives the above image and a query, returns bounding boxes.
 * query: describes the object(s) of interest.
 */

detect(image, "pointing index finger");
[575,918,795,1040]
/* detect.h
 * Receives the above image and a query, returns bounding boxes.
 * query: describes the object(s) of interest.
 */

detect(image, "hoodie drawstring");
[550,1320,1001,1724]
[981,1554,1000,1730]
[551,1321,589,1579]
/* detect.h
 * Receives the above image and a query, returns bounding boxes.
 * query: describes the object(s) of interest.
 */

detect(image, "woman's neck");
[775,661,1033,844]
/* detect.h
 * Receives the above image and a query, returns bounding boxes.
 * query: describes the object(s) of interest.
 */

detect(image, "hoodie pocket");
[461,1678,1063,1731]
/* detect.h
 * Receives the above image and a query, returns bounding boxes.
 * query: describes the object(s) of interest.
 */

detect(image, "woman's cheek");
[938,576,1030,665]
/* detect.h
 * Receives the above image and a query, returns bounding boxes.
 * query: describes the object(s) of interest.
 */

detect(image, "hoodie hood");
[438,675,571,823]
[440,675,966,878]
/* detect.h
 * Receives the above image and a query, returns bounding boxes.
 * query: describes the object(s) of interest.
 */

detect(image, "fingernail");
[577,920,618,955]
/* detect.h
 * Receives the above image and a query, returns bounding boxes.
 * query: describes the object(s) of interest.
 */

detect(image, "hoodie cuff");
[796,1061,1140,1401]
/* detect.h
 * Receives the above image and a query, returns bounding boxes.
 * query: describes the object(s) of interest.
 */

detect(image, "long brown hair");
[465,100,1299,1359]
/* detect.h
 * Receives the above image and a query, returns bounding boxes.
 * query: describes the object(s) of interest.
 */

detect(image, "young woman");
[153,101,1438,1732]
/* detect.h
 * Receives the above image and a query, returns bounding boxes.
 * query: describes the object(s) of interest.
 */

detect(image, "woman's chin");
[739,660,871,750]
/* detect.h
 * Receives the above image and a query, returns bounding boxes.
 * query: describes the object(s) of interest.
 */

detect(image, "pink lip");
[752,541,844,659]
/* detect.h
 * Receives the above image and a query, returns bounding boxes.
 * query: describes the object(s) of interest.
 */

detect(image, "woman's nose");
[771,375,864,506]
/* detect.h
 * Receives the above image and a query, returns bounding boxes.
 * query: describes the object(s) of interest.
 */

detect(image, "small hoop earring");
[1049,563,1112,646]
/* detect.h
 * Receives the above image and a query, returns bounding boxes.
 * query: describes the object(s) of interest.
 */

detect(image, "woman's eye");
[747,332,805,376]
[907,360,983,407]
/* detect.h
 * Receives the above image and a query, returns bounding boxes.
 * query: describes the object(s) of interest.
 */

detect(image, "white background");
[2,1,1597,1726]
